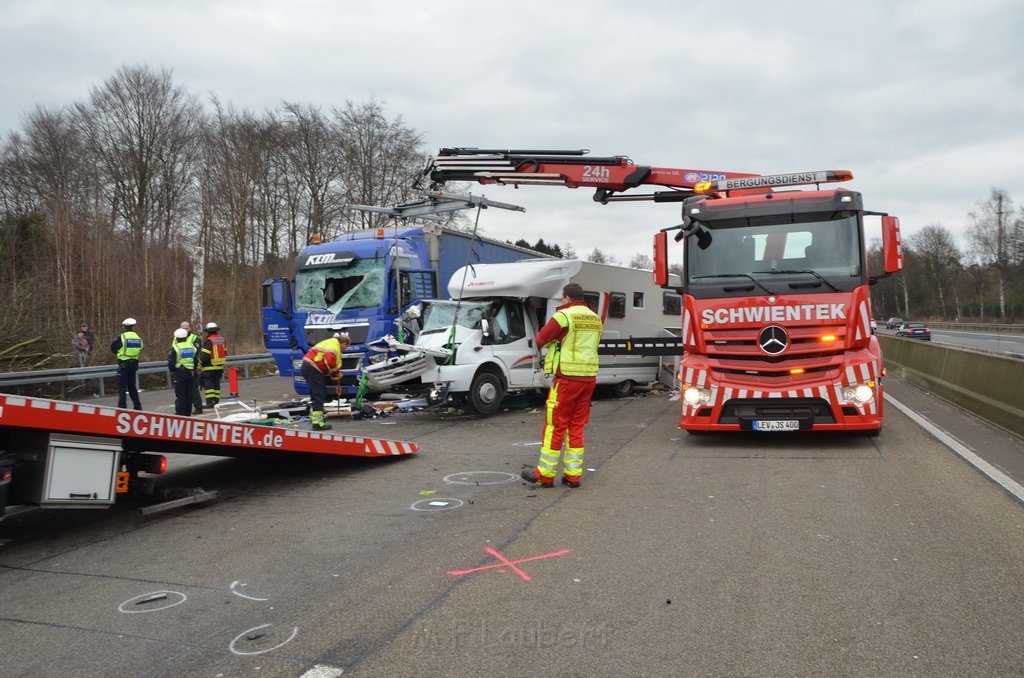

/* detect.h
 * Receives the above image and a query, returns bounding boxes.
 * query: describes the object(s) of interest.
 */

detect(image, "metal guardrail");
[927,322,1024,334]
[0,353,275,397]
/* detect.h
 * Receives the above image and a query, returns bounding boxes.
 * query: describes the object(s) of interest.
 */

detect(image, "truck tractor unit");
[262,222,546,397]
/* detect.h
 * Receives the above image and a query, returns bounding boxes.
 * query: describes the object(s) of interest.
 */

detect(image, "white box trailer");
[365,259,683,414]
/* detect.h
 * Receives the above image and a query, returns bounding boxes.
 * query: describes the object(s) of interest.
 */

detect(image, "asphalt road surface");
[1,379,1022,677]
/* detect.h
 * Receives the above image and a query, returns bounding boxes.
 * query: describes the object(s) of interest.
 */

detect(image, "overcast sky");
[2,0,1022,264]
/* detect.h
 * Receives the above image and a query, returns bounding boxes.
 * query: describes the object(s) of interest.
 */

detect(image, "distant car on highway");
[896,322,931,341]
[886,317,904,329]
[870,318,878,333]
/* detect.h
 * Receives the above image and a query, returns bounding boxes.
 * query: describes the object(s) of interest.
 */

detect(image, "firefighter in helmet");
[199,322,228,407]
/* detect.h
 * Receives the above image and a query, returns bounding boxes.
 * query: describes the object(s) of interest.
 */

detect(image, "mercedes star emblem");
[758,325,788,355]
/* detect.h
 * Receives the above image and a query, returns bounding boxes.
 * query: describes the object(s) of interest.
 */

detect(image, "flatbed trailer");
[0,394,417,520]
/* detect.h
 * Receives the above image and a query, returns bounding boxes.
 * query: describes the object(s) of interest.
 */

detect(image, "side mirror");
[881,215,903,274]
[653,232,669,286]
[480,318,491,337]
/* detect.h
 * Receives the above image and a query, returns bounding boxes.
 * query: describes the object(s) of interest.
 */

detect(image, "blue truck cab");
[262,224,544,396]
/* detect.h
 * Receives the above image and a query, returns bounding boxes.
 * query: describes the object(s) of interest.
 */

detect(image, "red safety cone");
[228,366,239,397]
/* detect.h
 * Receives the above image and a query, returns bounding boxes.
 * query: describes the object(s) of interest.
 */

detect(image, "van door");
[482,300,543,388]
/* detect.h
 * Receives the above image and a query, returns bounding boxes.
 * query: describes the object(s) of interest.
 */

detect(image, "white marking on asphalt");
[118,590,187,613]
[229,623,299,655]
[230,580,269,601]
[301,665,345,677]
[886,394,1024,503]
[411,498,464,511]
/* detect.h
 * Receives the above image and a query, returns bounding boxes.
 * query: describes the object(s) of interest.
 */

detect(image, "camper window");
[633,291,645,309]
[663,292,682,316]
[609,292,626,319]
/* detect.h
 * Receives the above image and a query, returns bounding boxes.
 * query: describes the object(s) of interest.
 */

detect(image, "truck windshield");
[295,259,386,312]
[419,301,491,335]
[686,214,862,295]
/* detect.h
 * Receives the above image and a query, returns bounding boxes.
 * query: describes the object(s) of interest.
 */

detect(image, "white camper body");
[367,259,680,414]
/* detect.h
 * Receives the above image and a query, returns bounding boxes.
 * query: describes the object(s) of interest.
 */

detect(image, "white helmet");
[122,318,137,326]
[205,322,219,331]
[173,328,189,339]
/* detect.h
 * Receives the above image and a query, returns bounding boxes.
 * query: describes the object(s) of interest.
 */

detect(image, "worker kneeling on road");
[168,327,198,417]
[301,329,350,431]
[522,283,603,489]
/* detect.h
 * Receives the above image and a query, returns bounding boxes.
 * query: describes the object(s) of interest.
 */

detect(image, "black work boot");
[521,468,553,487]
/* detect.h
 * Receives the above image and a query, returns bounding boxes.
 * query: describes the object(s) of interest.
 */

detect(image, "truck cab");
[654,180,903,433]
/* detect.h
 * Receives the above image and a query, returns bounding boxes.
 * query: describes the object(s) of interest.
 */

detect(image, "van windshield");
[420,301,491,335]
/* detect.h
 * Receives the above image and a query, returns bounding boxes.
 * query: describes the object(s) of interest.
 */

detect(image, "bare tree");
[586,247,619,265]
[280,103,344,243]
[629,252,653,270]
[966,189,1017,320]
[73,65,203,318]
[0,132,37,215]
[906,224,962,319]
[334,98,425,230]
[74,65,201,244]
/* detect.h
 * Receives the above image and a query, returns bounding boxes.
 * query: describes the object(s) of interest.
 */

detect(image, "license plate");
[753,420,799,431]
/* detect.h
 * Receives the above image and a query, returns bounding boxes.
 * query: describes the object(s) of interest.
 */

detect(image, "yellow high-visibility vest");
[117,331,143,360]
[544,305,602,377]
[171,338,197,370]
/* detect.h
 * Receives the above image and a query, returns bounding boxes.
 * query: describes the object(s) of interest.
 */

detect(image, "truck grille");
[704,325,846,384]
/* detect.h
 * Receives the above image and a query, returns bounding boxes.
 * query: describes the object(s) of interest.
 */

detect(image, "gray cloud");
[2,0,1021,263]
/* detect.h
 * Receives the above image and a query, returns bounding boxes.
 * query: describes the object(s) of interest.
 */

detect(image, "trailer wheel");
[467,369,506,415]
[610,380,635,398]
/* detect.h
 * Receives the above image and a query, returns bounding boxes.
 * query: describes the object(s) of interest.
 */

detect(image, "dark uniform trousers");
[173,367,196,416]
[117,360,142,410]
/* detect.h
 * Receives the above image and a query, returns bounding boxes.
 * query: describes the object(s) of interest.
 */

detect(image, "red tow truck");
[420,149,903,434]
[0,394,416,520]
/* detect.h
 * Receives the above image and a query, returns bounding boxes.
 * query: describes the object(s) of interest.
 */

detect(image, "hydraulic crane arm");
[417,147,762,203]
